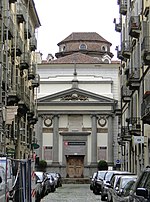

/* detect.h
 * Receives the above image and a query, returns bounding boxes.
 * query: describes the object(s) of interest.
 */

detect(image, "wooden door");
[66,156,84,178]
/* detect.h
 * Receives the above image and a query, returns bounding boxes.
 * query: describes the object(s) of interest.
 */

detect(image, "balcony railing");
[121,86,132,102]
[30,35,37,51]
[11,34,23,57]
[28,63,36,80]
[141,96,150,125]
[9,0,17,3]
[16,2,26,23]
[121,126,131,141]
[7,82,21,105]
[143,0,150,17]
[20,52,30,70]
[30,74,40,89]
[114,18,122,32]
[126,68,140,90]
[121,40,132,59]
[119,0,127,15]
[128,117,141,135]
[141,36,150,65]
[24,20,32,39]
[129,16,141,38]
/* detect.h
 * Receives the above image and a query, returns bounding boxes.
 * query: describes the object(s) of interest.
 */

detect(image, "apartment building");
[0,0,40,158]
[114,0,150,174]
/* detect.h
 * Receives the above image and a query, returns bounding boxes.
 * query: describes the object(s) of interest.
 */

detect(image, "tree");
[97,160,108,171]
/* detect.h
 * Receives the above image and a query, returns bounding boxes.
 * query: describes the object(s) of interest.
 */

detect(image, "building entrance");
[66,155,84,178]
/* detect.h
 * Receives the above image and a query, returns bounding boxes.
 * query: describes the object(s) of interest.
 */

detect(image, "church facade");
[35,32,120,177]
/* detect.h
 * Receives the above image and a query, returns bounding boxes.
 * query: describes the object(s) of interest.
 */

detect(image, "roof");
[49,52,102,64]
[57,32,112,46]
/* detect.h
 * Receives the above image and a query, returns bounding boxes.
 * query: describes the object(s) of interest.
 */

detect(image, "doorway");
[66,155,84,178]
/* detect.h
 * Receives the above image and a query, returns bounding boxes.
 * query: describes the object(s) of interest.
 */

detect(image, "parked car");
[101,170,131,201]
[93,170,108,195]
[46,173,56,192]
[107,173,136,202]
[111,175,137,202]
[90,172,97,191]
[129,166,150,202]
[35,172,44,202]
[113,178,137,202]
[35,171,51,198]
[46,172,59,188]
[56,173,62,187]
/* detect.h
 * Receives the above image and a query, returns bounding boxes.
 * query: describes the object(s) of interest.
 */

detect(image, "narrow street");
[41,184,102,202]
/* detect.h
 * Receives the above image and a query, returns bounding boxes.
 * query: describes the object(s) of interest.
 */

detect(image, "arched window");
[79,43,87,50]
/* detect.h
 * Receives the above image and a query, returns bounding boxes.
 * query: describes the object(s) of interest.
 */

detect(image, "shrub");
[38,160,47,171]
[97,160,108,171]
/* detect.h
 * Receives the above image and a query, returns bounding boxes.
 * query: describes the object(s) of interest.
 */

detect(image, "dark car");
[90,172,97,191]
[129,166,150,202]
[46,173,56,192]
[111,175,137,202]
[93,170,108,195]
[101,170,131,201]
[56,173,62,187]
[35,171,51,197]
[113,178,137,202]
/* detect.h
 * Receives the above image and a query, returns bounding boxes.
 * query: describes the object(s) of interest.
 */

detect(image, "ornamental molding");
[61,93,89,101]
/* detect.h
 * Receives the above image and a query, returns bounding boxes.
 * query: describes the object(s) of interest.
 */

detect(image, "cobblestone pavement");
[41,184,102,202]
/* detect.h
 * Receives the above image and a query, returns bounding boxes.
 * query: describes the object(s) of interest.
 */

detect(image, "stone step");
[62,178,90,184]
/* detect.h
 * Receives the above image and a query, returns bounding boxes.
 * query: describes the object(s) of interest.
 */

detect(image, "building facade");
[0,0,40,158]
[36,32,120,177]
[114,0,150,174]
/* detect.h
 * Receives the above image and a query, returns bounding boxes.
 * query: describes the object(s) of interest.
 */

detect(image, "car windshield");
[98,171,107,179]
[122,177,137,188]
[105,172,114,181]
[124,180,136,196]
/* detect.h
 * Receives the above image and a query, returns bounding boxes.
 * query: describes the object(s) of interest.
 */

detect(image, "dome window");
[79,43,87,50]
[101,45,107,52]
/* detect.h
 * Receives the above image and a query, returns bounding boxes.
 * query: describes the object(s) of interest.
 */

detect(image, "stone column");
[91,115,97,165]
[107,115,113,165]
[35,116,43,159]
[53,115,59,164]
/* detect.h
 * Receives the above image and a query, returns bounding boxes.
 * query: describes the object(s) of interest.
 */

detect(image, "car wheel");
[101,193,106,201]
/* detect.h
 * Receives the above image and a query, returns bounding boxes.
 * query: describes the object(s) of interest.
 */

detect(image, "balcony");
[114,18,122,32]
[143,0,150,17]
[128,117,141,135]
[119,0,127,15]
[28,63,36,80]
[30,35,37,51]
[126,68,140,90]
[16,3,26,23]
[9,0,17,3]
[20,85,30,110]
[141,36,150,65]
[121,86,132,102]
[141,94,150,125]
[30,74,40,89]
[129,16,141,38]
[7,83,21,105]
[20,52,30,70]
[24,21,32,39]
[11,34,23,57]
[120,126,131,141]
[121,40,132,59]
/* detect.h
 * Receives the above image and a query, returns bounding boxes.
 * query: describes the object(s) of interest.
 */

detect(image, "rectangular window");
[98,147,107,161]
[44,146,53,160]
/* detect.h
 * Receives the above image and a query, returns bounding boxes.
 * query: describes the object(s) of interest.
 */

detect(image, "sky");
[34,0,120,60]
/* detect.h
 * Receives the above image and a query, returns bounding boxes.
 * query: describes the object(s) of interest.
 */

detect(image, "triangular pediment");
[38,88,116,105]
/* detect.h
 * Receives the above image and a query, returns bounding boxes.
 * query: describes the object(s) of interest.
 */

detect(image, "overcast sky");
[34,0,120,60]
